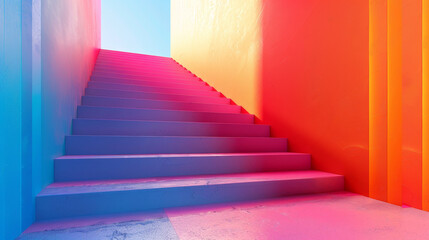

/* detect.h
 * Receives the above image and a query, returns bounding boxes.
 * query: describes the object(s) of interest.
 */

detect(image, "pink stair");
[35,49,344,220]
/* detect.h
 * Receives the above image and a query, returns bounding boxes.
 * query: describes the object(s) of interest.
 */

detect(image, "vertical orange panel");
[401,0,422,209]
[387,0,403,205]
[369,0,388,202]
[423,0,429,211]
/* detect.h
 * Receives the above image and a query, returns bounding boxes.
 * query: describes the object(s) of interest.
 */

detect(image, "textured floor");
[19,192,429,240]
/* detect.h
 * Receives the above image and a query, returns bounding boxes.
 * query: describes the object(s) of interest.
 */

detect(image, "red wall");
[172,0,429,209]
[260,0,369,195]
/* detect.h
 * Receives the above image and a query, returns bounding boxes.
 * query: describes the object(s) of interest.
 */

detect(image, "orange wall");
[369,0,388,202]
[423,0,429,211]
[369,0,425,209]
[171,0,429,208]
[401,0,422,208]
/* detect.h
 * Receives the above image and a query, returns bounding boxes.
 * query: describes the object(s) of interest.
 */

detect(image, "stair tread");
[91,76,202,84]
[87,81,219,97]
[72,118,269,137]
[56,152,310,160]
[39,170,342,196]
[77,105,250,115]
[72,118,265,126]
[88,81,213,92]
[76,106,254,124]
[90,77,206,86]
[85,88,230,104]
[78,104,244,115]
[86,85,221,98]
[81,95,240,114]
[82,95,232,107]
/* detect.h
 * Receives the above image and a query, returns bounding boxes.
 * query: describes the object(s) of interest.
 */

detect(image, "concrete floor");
[19,192,429,240]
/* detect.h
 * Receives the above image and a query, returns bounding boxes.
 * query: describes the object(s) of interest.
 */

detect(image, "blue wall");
[101,0,170,57]
[0,1,101,239]
[0,1,24,239]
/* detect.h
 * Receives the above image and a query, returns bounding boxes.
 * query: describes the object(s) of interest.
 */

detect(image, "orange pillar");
[401,0,422,209]
[369,0,388,202]
[423,0,429,211]
[387,0,403,206]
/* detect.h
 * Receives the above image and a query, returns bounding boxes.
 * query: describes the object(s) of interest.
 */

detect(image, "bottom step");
[36,171,344,220]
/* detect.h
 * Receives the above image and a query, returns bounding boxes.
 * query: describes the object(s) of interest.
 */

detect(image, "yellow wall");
[171,0,262,115]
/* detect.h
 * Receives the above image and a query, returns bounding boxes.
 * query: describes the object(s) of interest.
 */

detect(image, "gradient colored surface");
[171,0,262,115]
[19,192,429,240]
[32,50,343,222]
[369,0,426,209]
[101,0,170,57]
[171,0,429,210]
[260,0,369,195]
[0,1,25,239]
[424,0,429,211]
[171,0,369,195]
[0,1,100,239]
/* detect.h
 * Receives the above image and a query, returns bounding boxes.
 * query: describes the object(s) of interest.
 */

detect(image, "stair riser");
[85,88,230,105]
[89,78,208,91]
[94,65,186,74]
[97,56,174,63]
[65,136,287,155]
[98,55,173,62]
[72,119,269,137]
[36,176,343,220]
[97,55,173,61]
[93,64,186,74]
[94,65,191,74]
[91,76,203,86]
[87,82,219,97]
[55,154,311,182]
[92,72,195,81]
[81,96,241,113]
[77,107,254,124]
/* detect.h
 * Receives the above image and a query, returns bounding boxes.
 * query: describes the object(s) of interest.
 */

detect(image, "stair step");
[54,153,311,182]
[97,55,174,63]
[98,53,173,61]
[95,63,185,72]
[94,64,192,74]
[72,119,270,137]
[85,88,230,104]
[87,81,219,97]
[81,96,240,113]
[91,75,203,86]
[77,106,254,123]
[90,77,208,90]
[99,50,173,60]
[37,171,343,220]
[65,136,287,155]
[92,71,194,80]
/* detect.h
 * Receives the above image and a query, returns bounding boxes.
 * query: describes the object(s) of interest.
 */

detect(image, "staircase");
[35,50,344,220]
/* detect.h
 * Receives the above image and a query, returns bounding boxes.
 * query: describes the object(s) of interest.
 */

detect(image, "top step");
[99,50,172,60]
